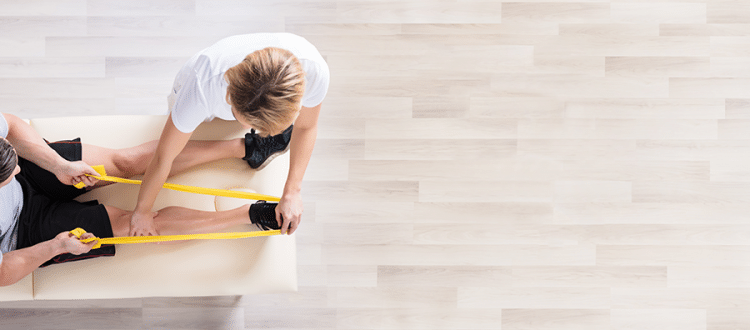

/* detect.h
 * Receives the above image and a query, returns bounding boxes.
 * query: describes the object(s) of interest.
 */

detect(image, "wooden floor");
[2,0,750,329]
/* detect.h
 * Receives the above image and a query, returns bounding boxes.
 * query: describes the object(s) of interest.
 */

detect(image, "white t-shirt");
[169,33,330,133]
[0,114,24,264]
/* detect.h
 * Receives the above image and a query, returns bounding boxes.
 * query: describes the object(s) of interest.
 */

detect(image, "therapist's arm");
[277,103,321,235]
[130,114,192,236]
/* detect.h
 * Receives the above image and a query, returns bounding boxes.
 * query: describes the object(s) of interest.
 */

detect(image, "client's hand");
[55,231,98,255]
[55,161,100,187]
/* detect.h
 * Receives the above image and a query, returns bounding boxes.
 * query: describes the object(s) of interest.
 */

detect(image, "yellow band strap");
[74,165,280,202]
[70,165,282,249]
[70,228,281,249]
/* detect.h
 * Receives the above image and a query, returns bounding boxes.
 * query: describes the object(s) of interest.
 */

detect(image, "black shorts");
[14,138,115,267]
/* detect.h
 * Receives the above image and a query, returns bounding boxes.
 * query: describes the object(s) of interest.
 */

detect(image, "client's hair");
[0,138,17,183]
[224,47,305,136]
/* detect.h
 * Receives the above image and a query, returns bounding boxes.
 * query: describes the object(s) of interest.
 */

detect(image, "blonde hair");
[225,47,305,135]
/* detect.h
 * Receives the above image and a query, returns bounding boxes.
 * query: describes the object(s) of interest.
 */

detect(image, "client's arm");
[0,231,97,286]
[2,113,99,187]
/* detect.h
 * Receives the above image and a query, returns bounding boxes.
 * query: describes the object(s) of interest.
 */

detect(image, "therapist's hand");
[129,211,159,237]
[276,191,302,235]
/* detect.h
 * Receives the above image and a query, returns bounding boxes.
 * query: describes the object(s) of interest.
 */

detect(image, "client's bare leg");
[81,138,245,188]
[106,204,251,238]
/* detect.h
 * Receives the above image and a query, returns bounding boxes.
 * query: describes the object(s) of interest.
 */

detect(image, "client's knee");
[104,206,131,237]
[112,148,150,177]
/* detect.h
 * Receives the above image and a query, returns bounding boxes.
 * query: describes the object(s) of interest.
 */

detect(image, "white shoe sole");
[253,142,291,171]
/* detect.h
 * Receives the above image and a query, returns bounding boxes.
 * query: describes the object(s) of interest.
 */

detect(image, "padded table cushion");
[0,275,33,301]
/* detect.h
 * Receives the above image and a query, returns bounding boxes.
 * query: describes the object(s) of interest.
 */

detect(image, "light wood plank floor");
[2,0,750,329]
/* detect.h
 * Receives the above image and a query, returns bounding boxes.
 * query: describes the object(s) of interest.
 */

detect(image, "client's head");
[0,138,18,187]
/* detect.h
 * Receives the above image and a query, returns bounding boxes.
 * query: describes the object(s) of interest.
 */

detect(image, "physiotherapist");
[129,33,330,236]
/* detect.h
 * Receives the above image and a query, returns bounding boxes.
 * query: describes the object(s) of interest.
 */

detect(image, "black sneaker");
[249,200,282,230]
[242,125,293,170]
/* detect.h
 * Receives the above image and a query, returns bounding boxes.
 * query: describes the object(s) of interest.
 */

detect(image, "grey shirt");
[0,114,24,265]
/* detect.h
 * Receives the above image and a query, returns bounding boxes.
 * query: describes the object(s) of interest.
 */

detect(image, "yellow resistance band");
[71,228,281,249]
[74,165,280,202]
[70,165,282,249]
